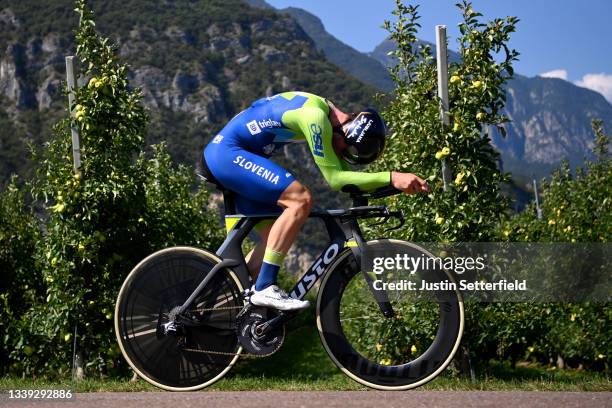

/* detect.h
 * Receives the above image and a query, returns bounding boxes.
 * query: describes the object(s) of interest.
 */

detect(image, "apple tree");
[9,0,223,376]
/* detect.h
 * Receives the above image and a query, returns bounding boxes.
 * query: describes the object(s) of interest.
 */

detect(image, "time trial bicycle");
[114,170,464,391]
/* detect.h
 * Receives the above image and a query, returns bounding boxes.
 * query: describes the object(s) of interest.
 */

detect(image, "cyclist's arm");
[318,163,391,192]
[283,107,391,191]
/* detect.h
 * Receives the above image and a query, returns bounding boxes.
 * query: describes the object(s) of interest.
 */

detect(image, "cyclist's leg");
[262,180,312,261]
[245,220,273,279]
[247,181,311,312]
[232,185,312,291]
[203,145,311,309]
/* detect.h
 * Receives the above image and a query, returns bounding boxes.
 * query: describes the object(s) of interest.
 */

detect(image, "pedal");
[243,287,254,303]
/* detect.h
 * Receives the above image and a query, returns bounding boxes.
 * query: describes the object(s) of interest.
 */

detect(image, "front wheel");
[316,239,464,390]
[114,246,245,391]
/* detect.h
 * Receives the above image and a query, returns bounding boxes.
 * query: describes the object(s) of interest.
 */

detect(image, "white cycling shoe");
[250,285,310,311]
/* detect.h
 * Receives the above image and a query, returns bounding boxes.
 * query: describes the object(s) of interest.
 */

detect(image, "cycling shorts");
[203,142,296,215]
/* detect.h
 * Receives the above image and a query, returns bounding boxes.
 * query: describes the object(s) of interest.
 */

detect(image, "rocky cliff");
[0,0,376,187]
[496,75,612,175]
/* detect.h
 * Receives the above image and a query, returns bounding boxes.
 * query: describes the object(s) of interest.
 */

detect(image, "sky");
[267,0,612,103]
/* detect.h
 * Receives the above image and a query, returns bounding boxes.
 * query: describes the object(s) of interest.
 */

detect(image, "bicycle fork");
[349,226,395,319]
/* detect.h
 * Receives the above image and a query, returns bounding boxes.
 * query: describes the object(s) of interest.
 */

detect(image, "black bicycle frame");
[178,182,402,318]
[213,209,363,300]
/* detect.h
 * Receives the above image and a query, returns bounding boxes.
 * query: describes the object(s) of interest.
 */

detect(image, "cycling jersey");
[203,91,390,214]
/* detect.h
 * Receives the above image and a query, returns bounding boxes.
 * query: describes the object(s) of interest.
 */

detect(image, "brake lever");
[367,215,389,227]
[384,210,405,232]
[365,206,390,227]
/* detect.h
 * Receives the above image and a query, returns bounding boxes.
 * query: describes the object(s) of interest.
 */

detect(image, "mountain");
[244,0,274,10]
[495,75,612,175]
[369,38,463,70]
[278,7,395,92]
[0,0,377,189]
[245,0,394,91]
[246,1,612,182]
[2,0,611,213]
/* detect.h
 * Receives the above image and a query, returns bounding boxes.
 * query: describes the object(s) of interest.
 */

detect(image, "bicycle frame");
[215,210,362,300]
[177,183,403,319]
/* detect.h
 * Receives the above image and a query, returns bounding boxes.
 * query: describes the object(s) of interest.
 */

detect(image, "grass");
[2,276,610,392]
[1,368,610,392]
[1,322,610,392]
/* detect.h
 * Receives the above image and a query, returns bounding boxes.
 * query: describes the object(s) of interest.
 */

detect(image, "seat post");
[223,190,237,216]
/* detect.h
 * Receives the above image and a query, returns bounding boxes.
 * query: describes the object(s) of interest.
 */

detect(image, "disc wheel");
[316,239,464,390]
[115,247,245,391]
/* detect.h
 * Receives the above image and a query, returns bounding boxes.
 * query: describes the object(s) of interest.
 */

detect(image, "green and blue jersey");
[203,91,390,214]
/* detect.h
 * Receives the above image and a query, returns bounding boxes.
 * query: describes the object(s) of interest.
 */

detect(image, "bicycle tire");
[114,246,244,391]
[316,239,464,390]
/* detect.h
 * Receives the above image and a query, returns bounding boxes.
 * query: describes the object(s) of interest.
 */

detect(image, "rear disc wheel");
[115,246,244,391]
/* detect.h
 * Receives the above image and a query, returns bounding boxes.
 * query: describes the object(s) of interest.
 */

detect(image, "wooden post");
[65,56,82,174]
[436,25,452,191]
[533,179,542,220]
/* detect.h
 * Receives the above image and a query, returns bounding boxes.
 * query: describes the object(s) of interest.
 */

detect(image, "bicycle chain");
[181,304,281,358]
[190,305,244,313]
[182,345,279,358]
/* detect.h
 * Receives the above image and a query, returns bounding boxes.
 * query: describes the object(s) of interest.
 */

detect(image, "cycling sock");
[255,248,286,291]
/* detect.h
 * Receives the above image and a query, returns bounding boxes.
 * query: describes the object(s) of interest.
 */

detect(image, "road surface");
[3,391,611,408]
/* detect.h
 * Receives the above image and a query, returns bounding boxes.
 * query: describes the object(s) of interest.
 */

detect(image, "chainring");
[236,305,285,356]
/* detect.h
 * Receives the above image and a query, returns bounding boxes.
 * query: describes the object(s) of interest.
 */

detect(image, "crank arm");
[255,311,296,336]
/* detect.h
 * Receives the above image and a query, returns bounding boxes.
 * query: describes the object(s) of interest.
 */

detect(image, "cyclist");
[202,91,429,311]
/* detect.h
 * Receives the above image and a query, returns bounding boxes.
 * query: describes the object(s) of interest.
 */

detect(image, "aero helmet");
[340,108,386,165]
